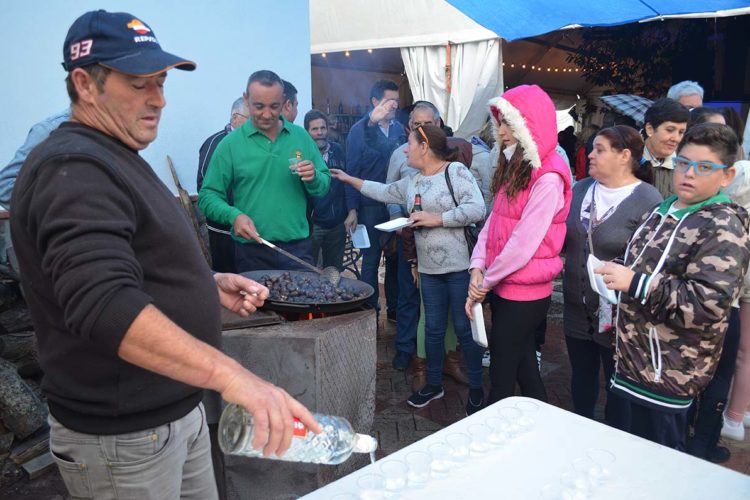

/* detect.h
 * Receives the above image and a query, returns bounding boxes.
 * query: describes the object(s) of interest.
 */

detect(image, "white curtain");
[401,39,503,138]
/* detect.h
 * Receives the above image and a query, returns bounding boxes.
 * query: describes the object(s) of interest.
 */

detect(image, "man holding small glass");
[199,70,331,272]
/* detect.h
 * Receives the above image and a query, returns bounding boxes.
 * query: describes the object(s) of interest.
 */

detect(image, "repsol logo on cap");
[128,19,158,44]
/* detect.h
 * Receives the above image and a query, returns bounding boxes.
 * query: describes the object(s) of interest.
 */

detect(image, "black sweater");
[11,122,221,434]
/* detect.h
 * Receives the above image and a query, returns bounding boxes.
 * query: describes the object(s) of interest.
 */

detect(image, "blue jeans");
[395,236,419,354]
[420,271,483,388]
[358,205,389,310]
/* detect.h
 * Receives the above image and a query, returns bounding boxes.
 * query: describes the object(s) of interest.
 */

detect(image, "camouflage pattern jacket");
[610,193,750,412]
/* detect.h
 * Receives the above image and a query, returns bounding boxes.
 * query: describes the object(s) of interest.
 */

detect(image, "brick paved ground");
[371,282,750,476]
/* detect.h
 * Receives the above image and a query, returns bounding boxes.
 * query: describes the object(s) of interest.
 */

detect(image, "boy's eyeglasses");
[673,156,729,176]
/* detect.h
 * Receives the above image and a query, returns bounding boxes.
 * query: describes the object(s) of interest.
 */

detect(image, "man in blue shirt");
[345,80,403,326]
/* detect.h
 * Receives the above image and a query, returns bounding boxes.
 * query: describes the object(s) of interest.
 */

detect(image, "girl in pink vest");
[466,85,573,404]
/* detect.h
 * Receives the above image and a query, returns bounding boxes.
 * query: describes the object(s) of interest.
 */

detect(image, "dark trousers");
[488,293,550,403]
[208,229,236,273]
[565,336,630,430]
[630,403,689,451]
[385,251,398,317]
[688,307,741,457]
[358,205,389,310]
[234,238,313,273]
[311,223,346,270]
[394,236,419,354]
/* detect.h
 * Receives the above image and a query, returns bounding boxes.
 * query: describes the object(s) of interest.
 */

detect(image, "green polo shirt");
[198,117,330,243]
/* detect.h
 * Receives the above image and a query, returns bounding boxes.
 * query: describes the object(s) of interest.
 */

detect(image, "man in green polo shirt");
[199,70,331,271]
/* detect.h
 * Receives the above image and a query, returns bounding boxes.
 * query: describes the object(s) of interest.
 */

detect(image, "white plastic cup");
[405,451,431,487]
[427,442,453,477]
[444,432,471,466]
[467,424,492,456]
[356,473,386,500]
[484,416,510,447]
[378,460,407,493]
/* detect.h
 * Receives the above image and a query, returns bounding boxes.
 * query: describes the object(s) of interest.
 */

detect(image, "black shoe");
[407,385,444,408]
[708,446,731,464]
[392,350,412,371]
[466,388,485,416]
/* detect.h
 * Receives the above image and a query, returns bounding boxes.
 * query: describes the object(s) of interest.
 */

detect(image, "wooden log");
[0,332,37,361]
[0,358,46,439]
[21,451,55,480]
[10,429,49,465]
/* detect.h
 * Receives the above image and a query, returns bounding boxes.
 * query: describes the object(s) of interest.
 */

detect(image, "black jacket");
[11,122,221,434]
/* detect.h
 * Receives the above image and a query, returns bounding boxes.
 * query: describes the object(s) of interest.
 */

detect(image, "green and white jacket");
[610,193,750,412]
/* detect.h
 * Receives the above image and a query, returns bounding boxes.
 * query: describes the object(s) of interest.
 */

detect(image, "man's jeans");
[49,403,218,500]
[395,236,419,354]
[358,205,389,310]
[311,223,346,270]
[420,271,483,389]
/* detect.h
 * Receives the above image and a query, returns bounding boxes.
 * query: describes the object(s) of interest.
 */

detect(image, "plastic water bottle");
[218,404,378,465]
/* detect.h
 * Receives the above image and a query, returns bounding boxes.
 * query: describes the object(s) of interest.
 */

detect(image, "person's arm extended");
[118,302,320,457]
[482,173,564,290]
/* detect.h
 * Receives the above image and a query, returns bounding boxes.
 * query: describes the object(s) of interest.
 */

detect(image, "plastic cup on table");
[427,442,453,477]
[356,473,386,500]
[444,432,471,466]
[559,470,591,500]
[515,400,539,433]
[378,459,408,494]
[405,451,432,488]
[467,424,492,456]
[585,448,615,485]
[484,416,510,448]
[572,457,603,491]
[331,494,359,500]
[496,407,522,437]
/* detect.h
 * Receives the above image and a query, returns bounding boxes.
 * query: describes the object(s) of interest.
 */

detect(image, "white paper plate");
[470,302,487,347]
[350,224,370,249]
[374,217,413,232]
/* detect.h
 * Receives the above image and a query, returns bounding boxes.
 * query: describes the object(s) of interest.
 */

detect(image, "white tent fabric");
[310,0,497,53]
[401,39,502,138]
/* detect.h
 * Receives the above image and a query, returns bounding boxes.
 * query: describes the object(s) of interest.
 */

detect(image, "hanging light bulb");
[345,50,351,57]
[321,52,327,58]
[367,48,373,54]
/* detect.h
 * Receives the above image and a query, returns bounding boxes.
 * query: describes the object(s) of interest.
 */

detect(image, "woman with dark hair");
[563,125,662,429]
[465,85,573,404]
[331,124,486,415]
[642,98,690,199]
[689,107,726,128]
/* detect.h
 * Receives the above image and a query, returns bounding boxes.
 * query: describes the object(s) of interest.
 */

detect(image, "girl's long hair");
[490,145,532,200]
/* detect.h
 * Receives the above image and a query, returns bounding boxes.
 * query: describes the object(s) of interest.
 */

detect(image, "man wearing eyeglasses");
[197,97,249,272]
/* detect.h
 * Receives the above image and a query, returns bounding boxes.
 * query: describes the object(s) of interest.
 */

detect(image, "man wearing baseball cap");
[10,10,319,499]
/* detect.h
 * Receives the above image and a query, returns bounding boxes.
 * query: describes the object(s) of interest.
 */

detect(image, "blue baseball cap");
[62,10,196,76]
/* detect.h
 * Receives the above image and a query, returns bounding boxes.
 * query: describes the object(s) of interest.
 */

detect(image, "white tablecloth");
[303,397,750,499]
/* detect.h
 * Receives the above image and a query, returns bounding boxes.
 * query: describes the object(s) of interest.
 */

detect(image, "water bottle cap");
[353,434,378,453]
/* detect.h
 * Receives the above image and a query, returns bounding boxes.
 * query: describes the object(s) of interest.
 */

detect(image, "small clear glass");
[560,470,591,499]
[515,401,538,434]
[585,448,615,485]
[405,451,431,487]
[427,442,453,477]
[484,416,510,448]
[288,157,301,175]
[444,433,471,465]
[357,473,386,500]
[378,460,407,494]
[467,424,492,456]
[331,494,359,500]
[496,407,522,437]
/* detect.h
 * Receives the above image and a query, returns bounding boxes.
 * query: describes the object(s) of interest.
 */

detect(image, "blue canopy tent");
[446,0,750,41]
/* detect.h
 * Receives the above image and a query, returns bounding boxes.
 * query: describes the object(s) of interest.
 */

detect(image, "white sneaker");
[721,411,745,441]
[744,411,750,428]
[482,350,491,368]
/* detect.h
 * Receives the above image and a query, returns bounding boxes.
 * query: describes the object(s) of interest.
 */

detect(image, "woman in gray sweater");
[563,125,662,429]
[331,124,486,416]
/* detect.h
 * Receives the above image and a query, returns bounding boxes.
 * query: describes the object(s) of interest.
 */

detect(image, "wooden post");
[167,155,211,265]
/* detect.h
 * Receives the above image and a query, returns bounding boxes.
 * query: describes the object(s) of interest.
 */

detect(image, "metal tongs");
[258,237,341,286]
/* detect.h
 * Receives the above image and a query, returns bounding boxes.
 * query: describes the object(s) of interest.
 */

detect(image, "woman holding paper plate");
[562,125,661,429]
[330,124,487,416]
[466,84,573,405]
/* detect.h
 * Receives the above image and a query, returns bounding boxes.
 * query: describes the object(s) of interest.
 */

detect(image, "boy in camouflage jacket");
[595,123,750,450]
